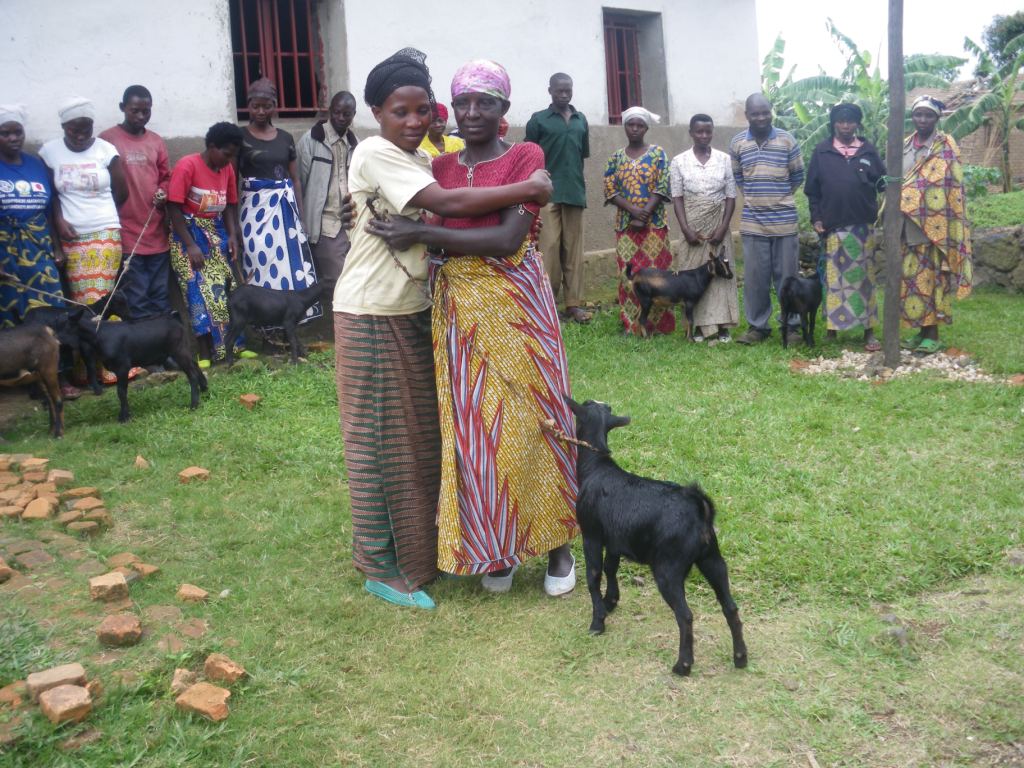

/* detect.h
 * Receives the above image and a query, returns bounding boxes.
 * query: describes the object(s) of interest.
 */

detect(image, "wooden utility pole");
[883,0,905,367]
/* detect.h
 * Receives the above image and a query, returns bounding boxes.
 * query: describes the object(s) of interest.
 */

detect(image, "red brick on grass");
[177,466,210,483]
[0,681,26,709]
[239,394,261,409]
[47,469,74,487]
[97,614,143,647]
[72,497,104,512]
[176,584,208,602]
[0,505,22,519]
[107,553,141,568]
[175,682,230,721]
[21,471,48,483]
[26,663,87,701]
[22,497,56,520]
[204,653,246,684]
[67,521,100,537]
[39,684,91,725]
[89,572,129,601]
[61,487,99,501]
[135,562,160,578]
[0,557,13,582]
[170,668,196,695]
[19,457,49,473]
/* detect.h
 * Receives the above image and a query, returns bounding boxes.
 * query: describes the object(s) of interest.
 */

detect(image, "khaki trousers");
[539,203,585,307]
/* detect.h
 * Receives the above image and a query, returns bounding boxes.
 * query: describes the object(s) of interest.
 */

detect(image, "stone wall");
[972,226,1024,291]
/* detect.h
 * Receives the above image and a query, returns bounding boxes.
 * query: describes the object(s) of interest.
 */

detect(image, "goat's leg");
[684,303,696,341]
[800,311,811,346]
[223,320,243,366]
[780,306,790,348]
[602,553,621,613]
[582,536,608,635]
[39,356,64,438]
[636,298,651,338]
[284,320,301,363]
[808,307,817,347]
[82,347,102,395]
[697,547,748,669]
[652,563,694,676]
[114,368,131,422]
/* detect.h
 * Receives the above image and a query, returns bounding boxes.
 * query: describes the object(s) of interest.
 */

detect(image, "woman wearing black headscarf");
[804,103,885,351]
[333,48,551,610]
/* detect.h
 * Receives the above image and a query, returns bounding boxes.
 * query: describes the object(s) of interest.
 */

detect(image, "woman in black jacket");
[804,103,885,351]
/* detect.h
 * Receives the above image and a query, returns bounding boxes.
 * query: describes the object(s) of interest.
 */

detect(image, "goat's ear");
[609,414,631,430]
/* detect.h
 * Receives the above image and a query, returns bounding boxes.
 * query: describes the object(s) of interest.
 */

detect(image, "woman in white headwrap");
[39,98,127,302]
[603,106,674,335]
[39,97,129,385]
[0,106,69,334]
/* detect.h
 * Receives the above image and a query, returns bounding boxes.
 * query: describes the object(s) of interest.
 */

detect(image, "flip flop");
[364,580,436,610]
[913,338,945,356]
[197,359,211,370]
[900,334,923,351]
[864,339,882,352]
[238,350,258,359]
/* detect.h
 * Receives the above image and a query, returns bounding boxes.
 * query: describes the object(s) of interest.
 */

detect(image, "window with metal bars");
[230,0,326,118]
[604,15,642,125]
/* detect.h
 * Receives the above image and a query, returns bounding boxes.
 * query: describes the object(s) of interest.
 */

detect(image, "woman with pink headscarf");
[368,59,578,597]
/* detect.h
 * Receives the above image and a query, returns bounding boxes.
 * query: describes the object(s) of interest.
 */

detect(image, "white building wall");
[340,0,759,128]
[0,0,235,142]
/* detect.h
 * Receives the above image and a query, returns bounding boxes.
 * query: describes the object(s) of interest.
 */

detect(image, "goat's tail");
[688,484,717,540]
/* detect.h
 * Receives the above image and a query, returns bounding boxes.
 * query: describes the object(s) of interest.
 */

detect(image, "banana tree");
[776,20,965,159]
[943,35,1024,192]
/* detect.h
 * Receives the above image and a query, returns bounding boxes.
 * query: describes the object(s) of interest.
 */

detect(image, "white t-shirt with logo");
[38,138,121,233]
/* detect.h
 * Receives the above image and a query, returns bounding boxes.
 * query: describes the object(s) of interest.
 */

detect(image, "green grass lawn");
[1,287,1022,767]
[970,189,1024,229]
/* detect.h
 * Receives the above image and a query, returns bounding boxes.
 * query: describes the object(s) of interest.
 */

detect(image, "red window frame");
[604,17,642,125]
[231,0,325,118]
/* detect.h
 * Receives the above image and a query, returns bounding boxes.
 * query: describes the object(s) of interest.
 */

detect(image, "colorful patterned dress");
[430,143,578,575]
[900,131,972,327]
[603,145,673,334]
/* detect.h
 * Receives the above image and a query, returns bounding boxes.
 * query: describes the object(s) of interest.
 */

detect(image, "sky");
[755,0,1021,80]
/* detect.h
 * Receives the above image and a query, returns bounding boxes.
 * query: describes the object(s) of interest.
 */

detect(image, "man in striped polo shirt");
[730,93,805,344]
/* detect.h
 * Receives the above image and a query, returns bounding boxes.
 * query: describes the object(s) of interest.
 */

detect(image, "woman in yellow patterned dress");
[899,95,972,355]
[366,59,577,597]
[603,107,673,335]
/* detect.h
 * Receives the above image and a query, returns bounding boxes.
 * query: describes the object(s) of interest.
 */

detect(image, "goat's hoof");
[588,624,605,636]
[602,596,619,613]
[118,415,131,423]
[672,662,692,677]
[734,652,748,669]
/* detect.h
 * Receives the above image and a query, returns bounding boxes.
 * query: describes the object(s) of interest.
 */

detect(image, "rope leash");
[94,202,159,326]
[0,273,95,310]
[365,194,434,306]
[539,418,605,455]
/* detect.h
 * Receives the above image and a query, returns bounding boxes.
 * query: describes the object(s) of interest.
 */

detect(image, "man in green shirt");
[525,73,591,323]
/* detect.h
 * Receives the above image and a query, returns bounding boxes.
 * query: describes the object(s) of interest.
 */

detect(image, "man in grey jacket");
[296,91,358,284]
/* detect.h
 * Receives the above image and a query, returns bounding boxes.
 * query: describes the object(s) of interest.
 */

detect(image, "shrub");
[963,164,1003,199]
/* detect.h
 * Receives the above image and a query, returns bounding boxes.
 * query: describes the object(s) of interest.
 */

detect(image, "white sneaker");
[481,565,518,594]
[544,555,576,597]
[692,334,705,343]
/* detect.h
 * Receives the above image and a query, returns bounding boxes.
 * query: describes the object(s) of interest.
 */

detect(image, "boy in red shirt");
[100,85,171,318]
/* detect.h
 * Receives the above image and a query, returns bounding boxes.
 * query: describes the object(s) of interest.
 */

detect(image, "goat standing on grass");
[778,258,823,348]
[0,325,63,437]
[626,253,733,340]
[567,397,747,676]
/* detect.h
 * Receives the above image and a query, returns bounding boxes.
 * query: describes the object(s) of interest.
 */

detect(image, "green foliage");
[962,164,1003,198]
[981,11,1024,69]
[969,189,1024,227]
[770,20,965,160]
[946,36,1024,192]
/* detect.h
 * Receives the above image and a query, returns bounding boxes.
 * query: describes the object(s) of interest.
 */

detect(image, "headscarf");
[829,103,863,136]
[364,47,434,108]
[450,59,511,101]
[247,77,278,105]
[911,95,944,116]
[0,105,26,127]
[58,97,95,124]
[620,106,660,127]
[433,103,448,122]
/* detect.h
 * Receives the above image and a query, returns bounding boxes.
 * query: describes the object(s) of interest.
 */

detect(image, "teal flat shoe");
[364,580,436,610]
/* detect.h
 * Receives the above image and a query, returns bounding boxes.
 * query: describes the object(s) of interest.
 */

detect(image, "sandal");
[900,333,924,351]
[864,339,882,352]
[914,338,945,356]
[564,307,592,324]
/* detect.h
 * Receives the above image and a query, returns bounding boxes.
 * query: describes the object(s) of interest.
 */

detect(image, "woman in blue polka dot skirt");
[238,78,321,329]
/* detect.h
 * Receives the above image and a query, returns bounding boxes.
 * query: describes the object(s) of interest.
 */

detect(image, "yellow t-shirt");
[332,135,436,315]
[418,133,466,158]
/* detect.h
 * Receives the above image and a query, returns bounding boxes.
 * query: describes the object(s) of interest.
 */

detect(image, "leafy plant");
[962,164,1003,198]
[772,20,965,160]
[943,34,1024,192]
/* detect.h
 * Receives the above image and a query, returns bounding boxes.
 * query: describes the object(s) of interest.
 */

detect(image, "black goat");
[567,397,747,676]
[0,325,63,437]
[778,262,822,348]
[626,253,733,339]
[224,280,331,365]
[76,307,207,422]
